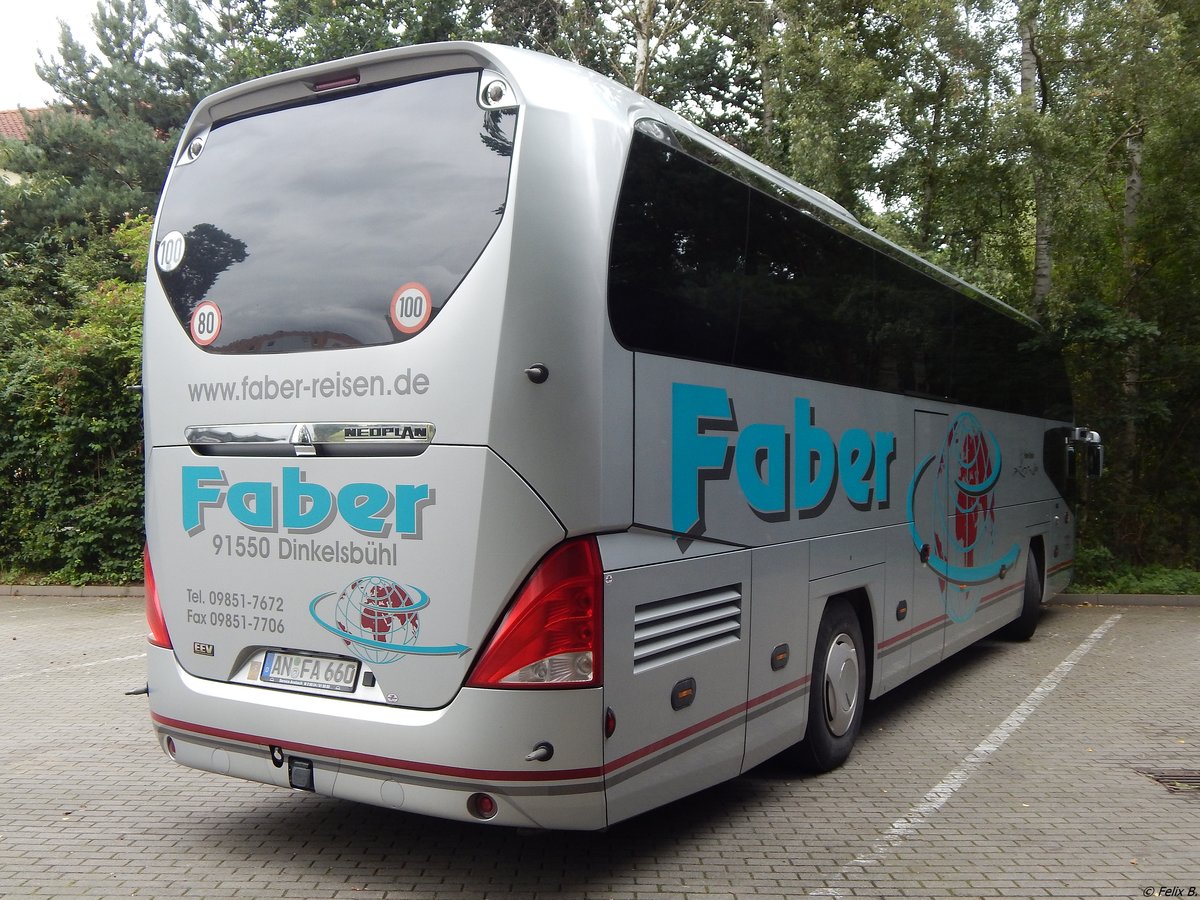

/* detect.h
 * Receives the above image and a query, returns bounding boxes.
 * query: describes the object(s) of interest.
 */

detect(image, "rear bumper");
[146,645,608,829]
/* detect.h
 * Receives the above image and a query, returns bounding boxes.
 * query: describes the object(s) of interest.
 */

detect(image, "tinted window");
[155,72,516,354]
[608,136,746,365]
[739,195,876,385]
[740,194,951,398]
[869,252,953,400]
[953,299,1073,418]
[608,126,1071,420]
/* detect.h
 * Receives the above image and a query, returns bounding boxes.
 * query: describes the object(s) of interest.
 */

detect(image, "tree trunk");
[1021,9,1053,320]
[1123,126,1144,273]
[634,0,654,95]
[1019,16,1037,99]
[918,68,948,252]
[1122,124,1145,459]
[755,1,779,153]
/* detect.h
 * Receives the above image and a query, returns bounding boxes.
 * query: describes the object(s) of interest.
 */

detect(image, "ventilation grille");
[633,585,742,673]
[1138,769,1200,797]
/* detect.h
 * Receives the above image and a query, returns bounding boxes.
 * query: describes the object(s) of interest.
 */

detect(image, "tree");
[1027,0,1200,562]
[485,0,568,51]
[755,0,909,217]
[0,109,170,249]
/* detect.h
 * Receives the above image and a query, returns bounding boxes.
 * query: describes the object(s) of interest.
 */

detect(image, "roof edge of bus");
[602,79,1039,332]
[181,42,510,142]
[639,105,1040,331]
[646,107,862,229]
[177,40,858,233]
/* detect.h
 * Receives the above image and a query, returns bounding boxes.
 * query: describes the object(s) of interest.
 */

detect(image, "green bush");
[1071,543,1200,595]
[0,218,148,584]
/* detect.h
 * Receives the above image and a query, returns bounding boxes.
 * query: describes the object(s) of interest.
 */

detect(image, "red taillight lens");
[467,537,603,688]
[144,545,172,649]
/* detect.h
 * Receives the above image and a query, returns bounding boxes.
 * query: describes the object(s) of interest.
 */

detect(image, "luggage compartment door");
[601,549,751,825]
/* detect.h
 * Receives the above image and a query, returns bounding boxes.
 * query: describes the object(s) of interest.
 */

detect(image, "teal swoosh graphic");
[906,451,1020,586]
[309,591,471,658]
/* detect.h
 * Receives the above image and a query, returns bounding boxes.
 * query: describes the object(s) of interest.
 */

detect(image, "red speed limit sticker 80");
[390,283,433,335]
[190,300,222,346]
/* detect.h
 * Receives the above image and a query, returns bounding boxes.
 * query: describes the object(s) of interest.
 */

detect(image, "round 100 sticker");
[190,300,222,346]
[156,230,186,273]
[390,283,433,335]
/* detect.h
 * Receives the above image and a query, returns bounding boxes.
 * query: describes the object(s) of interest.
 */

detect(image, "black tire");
[1001,550,1042,642]
[792,601,866,772]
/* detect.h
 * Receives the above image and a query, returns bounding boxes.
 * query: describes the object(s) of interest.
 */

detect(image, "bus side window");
[609,133,747,366]
[739,194,875,386]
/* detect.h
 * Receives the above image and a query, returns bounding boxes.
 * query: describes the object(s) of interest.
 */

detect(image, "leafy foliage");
[0,108,170,248]
[1071,544,1200,594]
[0,219,149,584]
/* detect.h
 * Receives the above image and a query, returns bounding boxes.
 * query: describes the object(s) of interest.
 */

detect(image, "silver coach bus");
[142,42,1102,829]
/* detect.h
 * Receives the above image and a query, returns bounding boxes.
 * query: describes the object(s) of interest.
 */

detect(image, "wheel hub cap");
[823,633,860,737]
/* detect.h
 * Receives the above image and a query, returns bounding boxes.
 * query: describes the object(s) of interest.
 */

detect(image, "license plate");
[261,651,360,693]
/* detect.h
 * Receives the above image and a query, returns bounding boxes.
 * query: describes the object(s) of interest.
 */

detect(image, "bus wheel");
[793,601,866,772]
[1001,551,1043,642]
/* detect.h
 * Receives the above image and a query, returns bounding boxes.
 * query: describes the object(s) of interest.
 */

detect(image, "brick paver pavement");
[1,593,1197,898]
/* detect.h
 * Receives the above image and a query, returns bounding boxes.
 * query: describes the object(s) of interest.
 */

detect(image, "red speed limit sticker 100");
[190,300,223,346]
[390,283,433,335]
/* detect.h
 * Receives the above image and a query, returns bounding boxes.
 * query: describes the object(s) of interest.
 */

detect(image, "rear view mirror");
[1087,442,1104,480]
[1071,427,1103,481]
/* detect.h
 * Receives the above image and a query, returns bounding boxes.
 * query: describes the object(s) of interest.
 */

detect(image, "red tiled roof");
[0,109,45,141]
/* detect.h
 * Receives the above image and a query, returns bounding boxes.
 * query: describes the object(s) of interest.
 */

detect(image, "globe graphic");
[931,413,998,623]
[334,576,422,664]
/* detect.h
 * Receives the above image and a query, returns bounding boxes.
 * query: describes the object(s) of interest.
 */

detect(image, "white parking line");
[811,613,1123,896]
[0,652,148,683]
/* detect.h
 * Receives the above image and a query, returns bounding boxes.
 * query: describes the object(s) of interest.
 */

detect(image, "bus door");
[910,410,952,668]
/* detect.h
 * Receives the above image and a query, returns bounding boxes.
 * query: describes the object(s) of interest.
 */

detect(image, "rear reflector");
[467,792,498,820]
[467,537,603,688]
[144,545,173,649]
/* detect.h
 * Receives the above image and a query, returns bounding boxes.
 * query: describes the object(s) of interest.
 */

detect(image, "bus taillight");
[467,537,603,688]
[144,545,173,649]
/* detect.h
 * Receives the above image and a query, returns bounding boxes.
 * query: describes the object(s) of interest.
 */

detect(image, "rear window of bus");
[153,72,517,354]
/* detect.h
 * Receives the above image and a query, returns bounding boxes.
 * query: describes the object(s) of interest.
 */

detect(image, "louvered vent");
[633,584,742,673]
